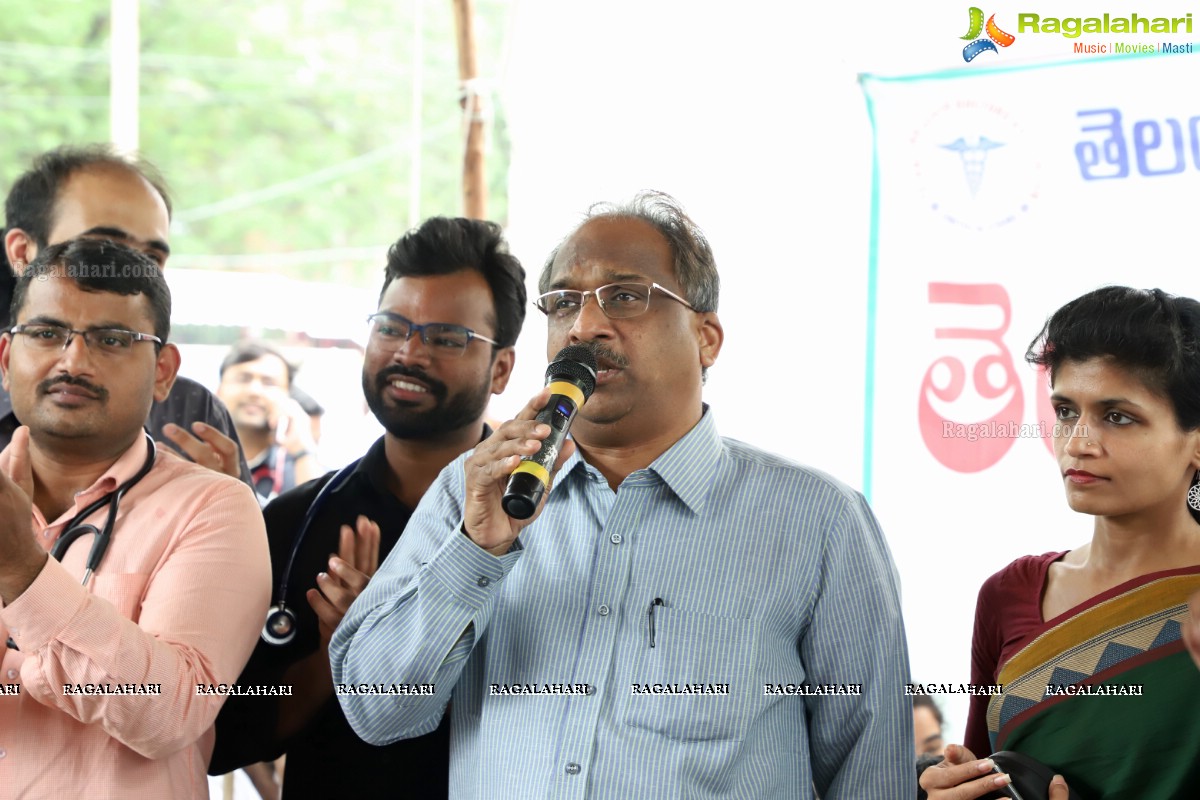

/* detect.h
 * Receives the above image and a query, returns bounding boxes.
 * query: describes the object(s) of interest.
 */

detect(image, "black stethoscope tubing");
[261,457,362,646]
[49,432,158,584]
[5,431,157,651]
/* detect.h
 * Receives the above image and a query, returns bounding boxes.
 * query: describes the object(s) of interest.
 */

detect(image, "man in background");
[216,341,321,504]
[912,694,945,757]
[211,216,527,799]
[2,144,250,482]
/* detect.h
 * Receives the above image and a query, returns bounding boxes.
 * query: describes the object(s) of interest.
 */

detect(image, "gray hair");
[539,190,719,313]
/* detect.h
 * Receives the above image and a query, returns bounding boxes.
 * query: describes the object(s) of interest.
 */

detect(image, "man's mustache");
[38,374,109,401]
[577,341,629,369]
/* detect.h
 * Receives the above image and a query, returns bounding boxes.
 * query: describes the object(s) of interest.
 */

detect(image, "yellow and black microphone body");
[502,346,597,519]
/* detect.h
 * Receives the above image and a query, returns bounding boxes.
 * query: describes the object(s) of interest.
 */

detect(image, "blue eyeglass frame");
[366,312,499,348]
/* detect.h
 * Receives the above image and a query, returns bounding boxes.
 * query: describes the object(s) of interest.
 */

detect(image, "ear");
[696,312,723,373]
[0,333,11,393]
[4,228,36,274]
[153,343,181,403]
[489,346,516,395]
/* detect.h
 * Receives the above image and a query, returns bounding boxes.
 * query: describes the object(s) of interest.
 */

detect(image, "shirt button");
[609,533,622,545]
[0,748,7,759]
[477,577,490,588]
[6,669,15,679]
[565,762,581,776]
[597,604,610,616]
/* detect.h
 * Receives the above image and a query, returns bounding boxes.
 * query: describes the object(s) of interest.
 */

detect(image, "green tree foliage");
[0,0,511,285]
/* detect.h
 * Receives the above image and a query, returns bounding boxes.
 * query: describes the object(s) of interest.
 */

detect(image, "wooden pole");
[451,0,486,219]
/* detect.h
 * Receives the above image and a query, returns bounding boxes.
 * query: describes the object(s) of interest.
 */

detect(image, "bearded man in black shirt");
[211,216,526,799]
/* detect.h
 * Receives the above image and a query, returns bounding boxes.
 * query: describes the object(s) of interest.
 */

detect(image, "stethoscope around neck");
[261,457,361,647]
[49,432,158,585]
[5,431,157,651]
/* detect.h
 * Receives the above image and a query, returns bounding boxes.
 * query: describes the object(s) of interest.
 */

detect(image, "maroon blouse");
[963,551,1066,756]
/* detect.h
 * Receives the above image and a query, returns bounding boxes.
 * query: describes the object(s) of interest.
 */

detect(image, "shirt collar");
[350,436,391,498]
[70,432,153,510]
[563,405,722,514]
[13,432,154,529]
[246,444,274,471]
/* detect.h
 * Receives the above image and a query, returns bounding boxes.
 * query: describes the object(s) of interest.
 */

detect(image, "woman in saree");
[922,286,1200,800]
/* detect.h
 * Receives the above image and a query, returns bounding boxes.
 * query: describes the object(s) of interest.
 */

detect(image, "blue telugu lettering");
[1076,108,1200,180]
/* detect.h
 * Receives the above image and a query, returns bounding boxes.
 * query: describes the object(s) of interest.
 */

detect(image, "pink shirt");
[0,435,271,798]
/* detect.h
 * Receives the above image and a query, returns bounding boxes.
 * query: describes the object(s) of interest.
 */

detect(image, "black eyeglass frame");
[7,323,163,353]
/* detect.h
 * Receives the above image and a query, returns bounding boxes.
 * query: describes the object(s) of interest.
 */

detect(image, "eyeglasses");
[367,312,498,358]
[8,323,163,356]
[534,282,696,324]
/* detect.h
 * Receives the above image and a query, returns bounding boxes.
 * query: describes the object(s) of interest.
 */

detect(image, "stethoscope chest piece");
[262,603,298,646]
[260,458,360,647]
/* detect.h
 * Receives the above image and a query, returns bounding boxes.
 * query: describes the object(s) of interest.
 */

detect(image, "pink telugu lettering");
[918,283,1022,473]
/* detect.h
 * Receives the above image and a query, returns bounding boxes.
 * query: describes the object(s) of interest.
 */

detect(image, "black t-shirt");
[0,375,252,485]
[209,436,451,799]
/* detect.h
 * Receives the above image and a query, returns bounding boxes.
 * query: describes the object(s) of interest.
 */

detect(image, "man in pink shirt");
[0,237,270,797]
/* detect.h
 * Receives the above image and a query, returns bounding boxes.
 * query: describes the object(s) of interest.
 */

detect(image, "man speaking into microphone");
[331,192,912,798]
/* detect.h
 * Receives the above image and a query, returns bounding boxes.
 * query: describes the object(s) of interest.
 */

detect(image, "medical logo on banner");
[913,100,1040,231]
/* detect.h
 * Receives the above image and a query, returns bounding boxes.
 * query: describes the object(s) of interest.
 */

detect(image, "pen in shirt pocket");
[647,597,665,648]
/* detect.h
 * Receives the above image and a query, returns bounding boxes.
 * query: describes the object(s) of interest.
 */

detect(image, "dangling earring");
[1189,471,1200,512]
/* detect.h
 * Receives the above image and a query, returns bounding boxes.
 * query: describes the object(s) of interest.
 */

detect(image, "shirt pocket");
[89,573,151,621]
[622,605,756,742]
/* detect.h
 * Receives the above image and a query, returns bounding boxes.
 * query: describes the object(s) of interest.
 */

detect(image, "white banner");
[861,51,1200,735]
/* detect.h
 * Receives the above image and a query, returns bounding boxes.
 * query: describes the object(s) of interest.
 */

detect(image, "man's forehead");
[50,168,171,259]
[17,278,153,327]
[549,217,673,288]
[380,271,494,322]
[75,226,169,253]
[547,267,651,290]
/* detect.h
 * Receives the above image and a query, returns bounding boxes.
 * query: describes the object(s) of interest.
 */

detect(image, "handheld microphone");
[501,345,597,519]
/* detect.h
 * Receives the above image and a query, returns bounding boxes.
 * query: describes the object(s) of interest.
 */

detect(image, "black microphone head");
[545,345,598,399]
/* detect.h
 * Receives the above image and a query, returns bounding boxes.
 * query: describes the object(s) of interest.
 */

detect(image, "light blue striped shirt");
[331,409,913,798]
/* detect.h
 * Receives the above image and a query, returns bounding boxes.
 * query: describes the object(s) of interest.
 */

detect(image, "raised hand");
[306,515,381,645]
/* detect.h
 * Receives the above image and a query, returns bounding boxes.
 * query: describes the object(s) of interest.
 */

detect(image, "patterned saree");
[987,567,1200,799]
